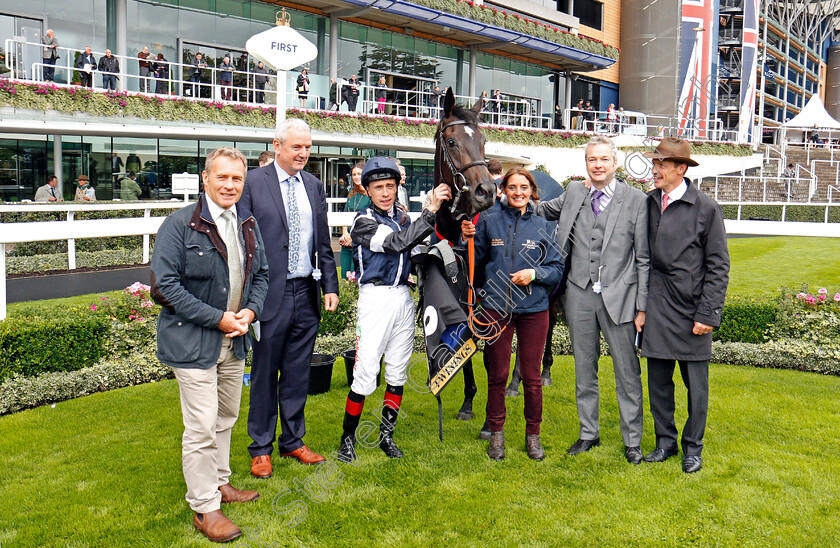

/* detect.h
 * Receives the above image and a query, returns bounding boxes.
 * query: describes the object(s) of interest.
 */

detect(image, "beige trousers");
[173,337,244,514]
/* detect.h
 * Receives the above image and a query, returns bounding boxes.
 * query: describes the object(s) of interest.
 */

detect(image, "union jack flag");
[678,0,719,139]
[738,0,760,144]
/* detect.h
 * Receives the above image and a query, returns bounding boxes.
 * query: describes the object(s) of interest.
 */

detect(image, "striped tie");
[222,210,243,312]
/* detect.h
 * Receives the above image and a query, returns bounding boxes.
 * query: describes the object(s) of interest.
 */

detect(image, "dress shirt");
[273,161,314,278]
[590,177,617,210]
[206,196,245,277]
[664,179,688,206]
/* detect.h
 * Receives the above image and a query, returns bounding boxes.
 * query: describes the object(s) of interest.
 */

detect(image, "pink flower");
[90,305,97,311]
[819,294,826,302]
[818,288,828,294]
[834,293,840,302]
[797,292,807,299]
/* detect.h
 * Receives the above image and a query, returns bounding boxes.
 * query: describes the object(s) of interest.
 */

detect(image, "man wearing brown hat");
[641,138,729,474]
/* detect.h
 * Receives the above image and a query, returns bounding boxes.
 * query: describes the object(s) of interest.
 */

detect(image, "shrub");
[715,297,778,343]
[0,347,171,415]
[0,309,109,381]
[318,279,359,336]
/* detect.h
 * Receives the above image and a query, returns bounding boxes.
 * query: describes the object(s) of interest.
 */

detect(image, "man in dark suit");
[76,46,96,88]
[536,135,649,464]
[241,118,339,477]
[641,139,729,474]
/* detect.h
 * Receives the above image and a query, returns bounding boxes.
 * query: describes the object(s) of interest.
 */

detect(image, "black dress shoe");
[567,437,600,456]
[625,446,643,464]
[683,455,702,473]
[379,432,403,458]
[643,447,679,463]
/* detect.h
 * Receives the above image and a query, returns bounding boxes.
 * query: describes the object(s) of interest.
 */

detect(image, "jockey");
[336,157,451,463]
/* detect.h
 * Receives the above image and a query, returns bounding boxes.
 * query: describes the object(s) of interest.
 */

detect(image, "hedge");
[0,309,109,382]
[722,204,840,223]
[714,297,778,344]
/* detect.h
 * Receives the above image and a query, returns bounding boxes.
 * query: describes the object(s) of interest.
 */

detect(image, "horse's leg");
[542,295,561,386]
[455,357,476,421]
[505,343,522,397]
[542,314,556,386]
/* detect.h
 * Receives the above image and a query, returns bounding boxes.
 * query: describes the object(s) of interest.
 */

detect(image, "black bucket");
[308,353,335,395]
[341,349,381,388]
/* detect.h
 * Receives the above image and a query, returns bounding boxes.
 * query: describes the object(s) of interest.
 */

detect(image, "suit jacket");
[536,179,649,325]
[240,164,338,322]
[34,184,59,202]
[76,53,97,70]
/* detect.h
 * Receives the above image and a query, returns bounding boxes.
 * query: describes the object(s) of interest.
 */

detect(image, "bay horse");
[428,89,495,424]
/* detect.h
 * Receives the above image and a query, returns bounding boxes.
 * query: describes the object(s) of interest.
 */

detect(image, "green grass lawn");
[1,355,839,547]
[726,236,840,296]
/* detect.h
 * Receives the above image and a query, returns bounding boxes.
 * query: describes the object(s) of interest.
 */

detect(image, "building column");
[565,72,572,114]
[468,45,476,98]
[330,14,338,80]
[53,135,63,196]
[116,0,127,92]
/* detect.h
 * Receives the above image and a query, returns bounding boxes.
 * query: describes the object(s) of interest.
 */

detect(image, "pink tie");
[662,193,669,213]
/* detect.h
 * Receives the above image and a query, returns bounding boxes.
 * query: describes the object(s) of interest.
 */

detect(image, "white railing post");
[142,207,151,264]
[782,204,786,221]
[67,211,76,270]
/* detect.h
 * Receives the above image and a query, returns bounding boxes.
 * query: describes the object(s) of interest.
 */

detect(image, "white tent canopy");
[784,94,840,129]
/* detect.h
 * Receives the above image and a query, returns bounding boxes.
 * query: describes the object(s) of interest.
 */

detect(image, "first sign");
[246,25,317,71]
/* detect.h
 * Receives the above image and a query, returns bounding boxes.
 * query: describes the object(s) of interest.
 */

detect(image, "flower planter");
[308,353,335,395]
[341,349,381,388]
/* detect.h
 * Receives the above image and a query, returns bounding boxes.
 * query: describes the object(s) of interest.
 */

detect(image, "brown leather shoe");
[280,445,326,465]
[220,483,259,503]
[488,431,505,460]
[193,510,241,543]
[250,455,272,479]
[526,434,546,461]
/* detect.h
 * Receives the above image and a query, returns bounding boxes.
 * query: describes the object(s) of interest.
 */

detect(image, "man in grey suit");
[536,135,649,464]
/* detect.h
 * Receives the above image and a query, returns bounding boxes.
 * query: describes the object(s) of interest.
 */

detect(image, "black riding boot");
[380,385,404,458]
[338,391,365,463]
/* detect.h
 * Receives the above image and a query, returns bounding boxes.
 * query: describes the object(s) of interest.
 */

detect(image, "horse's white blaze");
[463,127,474,138]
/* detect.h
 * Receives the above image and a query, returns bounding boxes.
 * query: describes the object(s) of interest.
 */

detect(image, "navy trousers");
[248,278,319,456]
[647,358,709,457]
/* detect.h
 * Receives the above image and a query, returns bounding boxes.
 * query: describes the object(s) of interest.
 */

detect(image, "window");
[574,0,603,31]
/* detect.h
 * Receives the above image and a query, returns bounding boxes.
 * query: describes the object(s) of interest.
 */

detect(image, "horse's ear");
[471,96,483,116]
[443,87,456,118]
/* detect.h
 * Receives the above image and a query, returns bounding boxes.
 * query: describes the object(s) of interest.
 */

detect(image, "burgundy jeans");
[484,309,549,435]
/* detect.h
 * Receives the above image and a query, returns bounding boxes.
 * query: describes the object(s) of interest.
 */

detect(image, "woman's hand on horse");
[425,185,452,213]
[339,228,352,247]
[510,269,533,286]
[461,219,476,238]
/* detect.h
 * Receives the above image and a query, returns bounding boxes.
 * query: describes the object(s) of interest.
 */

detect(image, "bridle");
[436,118,487,218]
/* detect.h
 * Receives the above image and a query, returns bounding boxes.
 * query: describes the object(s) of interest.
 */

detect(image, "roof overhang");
[261,0,615,72]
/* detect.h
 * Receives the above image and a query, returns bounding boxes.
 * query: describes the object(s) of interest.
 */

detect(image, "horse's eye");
[447,138,456,147]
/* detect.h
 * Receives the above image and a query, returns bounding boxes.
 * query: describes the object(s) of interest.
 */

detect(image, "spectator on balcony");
[343,75,360,111]
[491,90,504,125]
[34,174,62,202]
[583,100,596,132]
[76,46,96,88]
[138,46,152,93]
[41,29,58,82]
[782,163,795,199]
[296,68,309,108]
[253,61,269,104]
[154,53,169,95]
[617,107,627,133]
[74,175,96,202]
[98,49,120,91]
[607,103,617,133]
[572,98,584,130]
[188,52,207,98]
[376,76,387,114]
[430,85,443,118]
[554,104,564,130]
[327,77,339,111]
[219,55,233,101]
